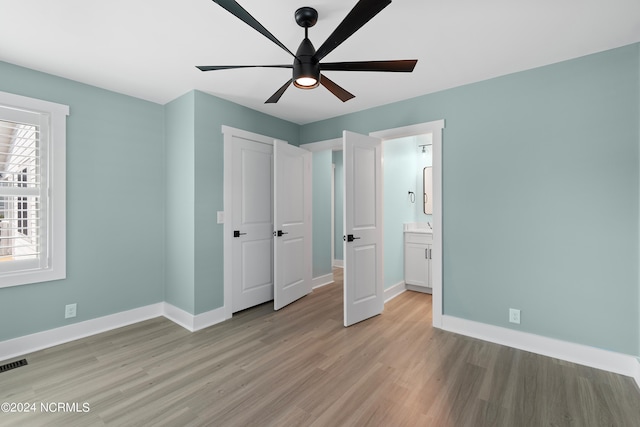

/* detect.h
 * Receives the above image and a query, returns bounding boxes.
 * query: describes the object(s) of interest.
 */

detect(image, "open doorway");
[303,119,445,328]
[371,121,444,328]
[380,134,433,296]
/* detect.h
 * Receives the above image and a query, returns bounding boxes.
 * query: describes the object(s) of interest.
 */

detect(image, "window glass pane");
[0,120,41,264]
[0,195,40,261]
[0,121,39,189]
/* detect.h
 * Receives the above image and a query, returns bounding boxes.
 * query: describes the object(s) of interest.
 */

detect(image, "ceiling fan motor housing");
[293,37,320,89]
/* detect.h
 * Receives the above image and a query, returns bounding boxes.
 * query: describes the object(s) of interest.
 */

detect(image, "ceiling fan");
[197,0,418,103]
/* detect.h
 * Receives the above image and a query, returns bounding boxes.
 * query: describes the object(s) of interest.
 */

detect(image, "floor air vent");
[0,359,28,373]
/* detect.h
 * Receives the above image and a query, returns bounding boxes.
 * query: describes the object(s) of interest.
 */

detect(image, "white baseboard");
[442,315,640,383]
[163,303,226,332]
[405,284,432,294]
[193,307,226,331]
[0,303,228,362]
[384,281,406,303]
[332,259,344,268]
[3,303,638,391]
[0,303,164,363]
[312,273,334,289]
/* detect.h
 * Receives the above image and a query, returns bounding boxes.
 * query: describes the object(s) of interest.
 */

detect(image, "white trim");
[312,273,334,289]
[406,284,432,294]
[300,138,342,152]
[0,91,69,116]
[634,358,640,389]
[384,281,406,303]
[370,120,445,329]
[162,303,194,331]
[0,304,164,362]
[163,303,226,332]
[0,303,229,362]
[370,121,445,141]
[333,259,344,268]
[221,125,278,146]
[442,315,640,380]
[193,307,226,331]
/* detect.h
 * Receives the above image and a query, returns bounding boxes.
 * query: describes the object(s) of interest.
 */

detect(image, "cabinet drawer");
[404,232,433,245]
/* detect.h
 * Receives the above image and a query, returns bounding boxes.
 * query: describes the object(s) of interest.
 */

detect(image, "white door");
[343,131,383,327]
[273,140,312,310]
[231,136,274,313]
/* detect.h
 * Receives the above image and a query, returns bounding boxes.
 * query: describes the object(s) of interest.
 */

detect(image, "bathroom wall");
[333,150,344,263]
[312,150,333,278]
[415,133,433,223]
[383,136,419,288]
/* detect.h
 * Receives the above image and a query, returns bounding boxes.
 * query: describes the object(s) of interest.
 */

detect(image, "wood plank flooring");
[1,268,639,426]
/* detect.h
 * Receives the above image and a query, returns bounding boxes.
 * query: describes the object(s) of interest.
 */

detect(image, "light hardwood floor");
[1,268,639,426]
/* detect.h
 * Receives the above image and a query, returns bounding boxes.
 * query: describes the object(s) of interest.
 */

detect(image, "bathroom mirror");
[423,167,433,214]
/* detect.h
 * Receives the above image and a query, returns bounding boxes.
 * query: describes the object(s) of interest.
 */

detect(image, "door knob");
[233,230,247,238]
[346,234,360,242]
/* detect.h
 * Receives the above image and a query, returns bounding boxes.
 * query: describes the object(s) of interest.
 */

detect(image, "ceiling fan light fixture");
[293,36,320,89]
[294,76,318,88]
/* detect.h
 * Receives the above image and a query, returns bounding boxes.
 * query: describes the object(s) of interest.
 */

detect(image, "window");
[0,91,68,288]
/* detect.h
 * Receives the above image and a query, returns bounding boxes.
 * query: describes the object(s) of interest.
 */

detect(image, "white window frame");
[0,91,68,288]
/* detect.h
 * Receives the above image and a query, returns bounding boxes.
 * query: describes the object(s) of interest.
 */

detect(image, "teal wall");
[1,42,639,358]
[300,44,640,356]
[164,92,196,313]
[164,90,299,315]
[383,137,418,289]
[312,151,333,278]
[0,61,165,341]
[333,150,344,262]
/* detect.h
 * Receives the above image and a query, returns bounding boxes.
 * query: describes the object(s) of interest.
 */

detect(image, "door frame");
[222,125,281,320]
[369,120,445,328]
[300,119,445,328]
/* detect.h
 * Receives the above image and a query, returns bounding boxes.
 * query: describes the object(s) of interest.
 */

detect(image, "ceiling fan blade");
[212,0,295,57]
[321,59,417,73]
[197,64,292,71]
[265,79,293,104]
[320,74,355,102]
[313,0,391,63]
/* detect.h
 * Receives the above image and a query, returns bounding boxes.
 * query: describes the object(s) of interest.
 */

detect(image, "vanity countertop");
[403,223,433,234]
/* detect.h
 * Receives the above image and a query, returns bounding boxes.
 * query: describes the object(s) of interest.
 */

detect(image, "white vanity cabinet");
[404,231,432,293]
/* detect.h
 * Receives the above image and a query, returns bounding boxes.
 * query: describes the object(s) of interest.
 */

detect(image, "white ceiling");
[1,0,639,125]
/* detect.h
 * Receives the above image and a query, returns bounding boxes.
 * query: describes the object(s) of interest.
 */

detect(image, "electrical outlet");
[65,303,77,319]
[217,211,224,224]
[509,308,520,324]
